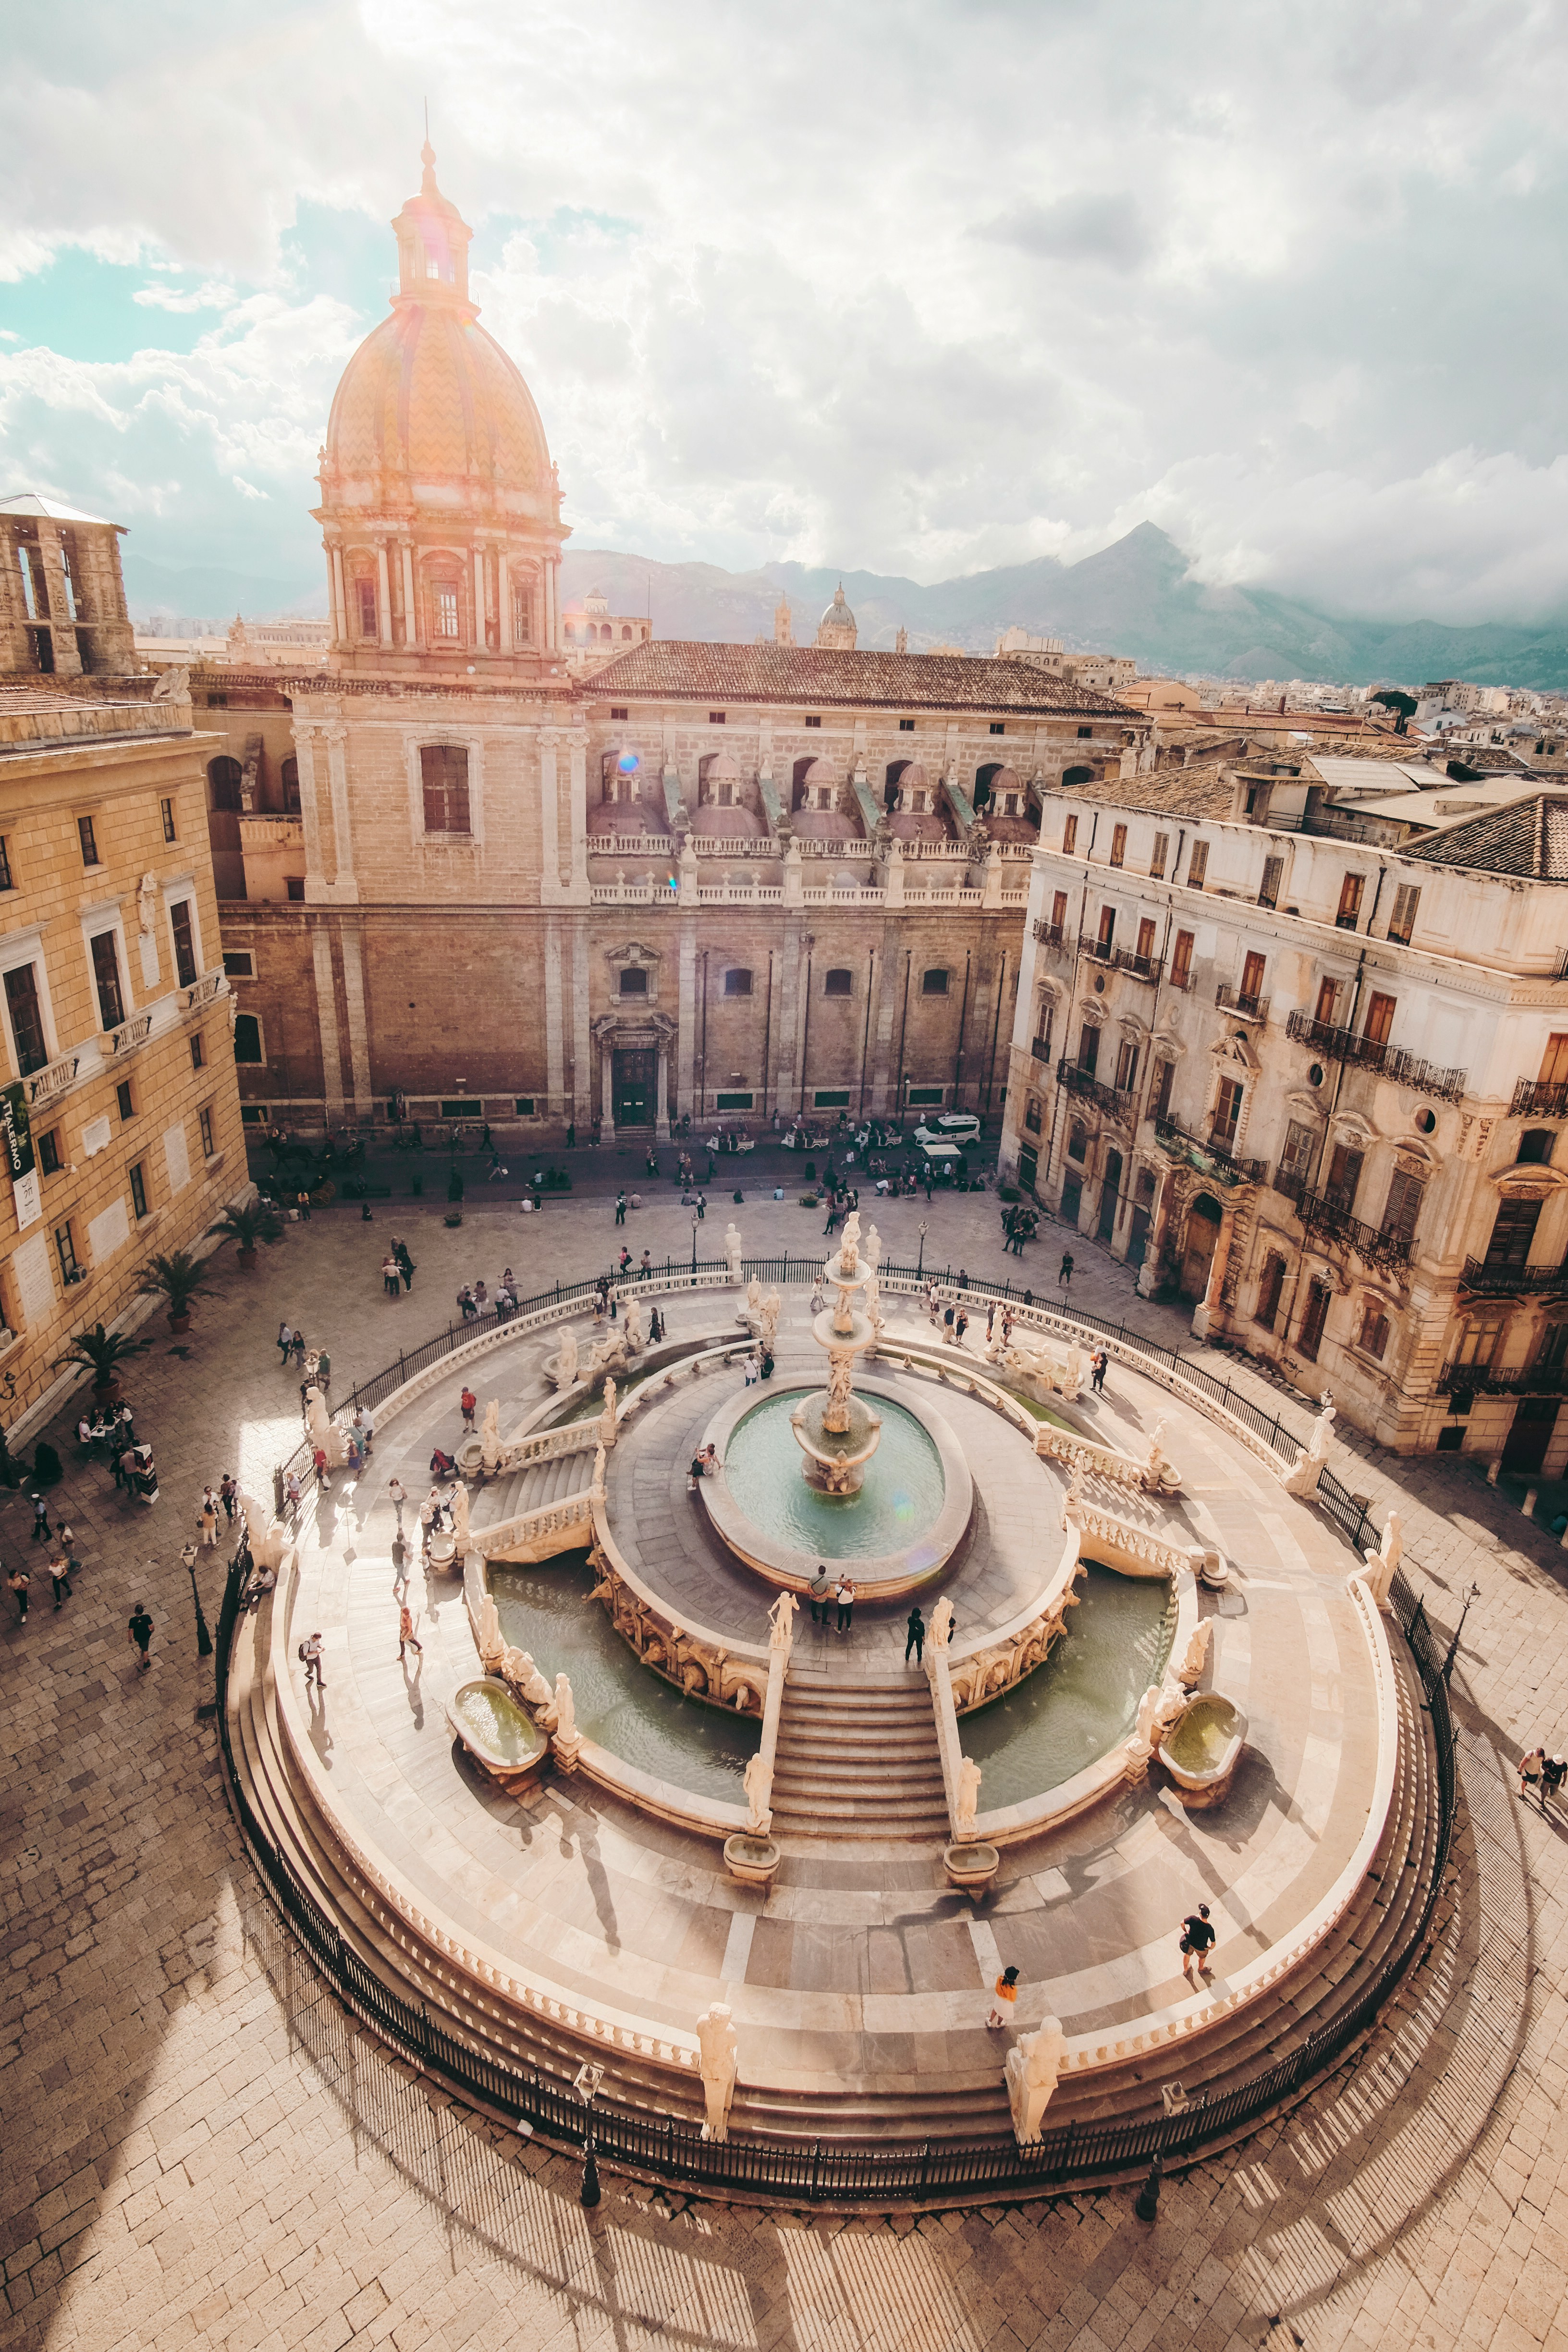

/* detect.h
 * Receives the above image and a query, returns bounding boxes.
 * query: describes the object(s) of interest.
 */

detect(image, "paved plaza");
[2,1156,1568,2352]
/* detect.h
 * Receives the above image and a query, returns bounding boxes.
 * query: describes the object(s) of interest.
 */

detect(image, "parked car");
[913,1114,981,1147]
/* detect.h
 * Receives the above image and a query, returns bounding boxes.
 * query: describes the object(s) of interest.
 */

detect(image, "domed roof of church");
[820,583,855,631]
[319,146,553,520]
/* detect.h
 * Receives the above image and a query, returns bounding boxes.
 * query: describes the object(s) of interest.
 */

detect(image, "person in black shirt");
[1180,1903,1216,1984]
[905,1606,926,1666]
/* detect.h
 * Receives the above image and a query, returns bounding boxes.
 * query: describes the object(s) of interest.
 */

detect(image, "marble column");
[600,1039,616,1142]
[376,545,393,647]
[568,727,588,899]
[656,1043,670,1139]
[401,544,419,649]
[322,723,355,895]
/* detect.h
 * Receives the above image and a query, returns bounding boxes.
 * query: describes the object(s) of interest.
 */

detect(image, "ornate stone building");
[195,149,1146,1144]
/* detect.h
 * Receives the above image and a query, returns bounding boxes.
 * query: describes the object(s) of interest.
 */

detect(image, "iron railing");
[1458,1255,1568,1297]
[1079,942,1163,985]
[1285,1011,1468,1105]
[1271,1172,1414,1278]
[1153,1114,1265,1188]
[1510,1077,1568,1118]
[1056,1058,1136,1122]
[1435,1359,1568,1396]
[1031,920,1068,954]
[1215,985,1269,1022]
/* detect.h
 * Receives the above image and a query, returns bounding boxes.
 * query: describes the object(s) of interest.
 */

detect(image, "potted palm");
[138,1250,210,1334]
[53,1322,155,1408]
[207,1200,284,1270]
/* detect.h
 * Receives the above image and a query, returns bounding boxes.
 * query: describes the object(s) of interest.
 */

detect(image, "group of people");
[455,1269,522,1320]
[1001,1203,1040,1255]
[76,1402,136,1460]
[806,1568,856,1631]
[1518,1746,1568,1809]
[376,1241,418,1298]
[7,1519,80,1620]
[983,1906,1217,2028]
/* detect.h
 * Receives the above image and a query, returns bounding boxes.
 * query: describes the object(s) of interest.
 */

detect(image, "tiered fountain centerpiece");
[791,1215,882,1495]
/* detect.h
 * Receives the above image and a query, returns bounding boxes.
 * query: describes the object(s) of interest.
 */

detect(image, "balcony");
[104,1012,153,1059]
[1029,1035,1053,1064]
[1215,984,1269,1022]
[1056,1056,1136,1123]
[1285,1009,1468,1104]
[24,1052,80,1107]
[1031,920,1069,955]
[1079,941,1163,985]
[1436,1360,1568,1397]
[184,971,223,1012]
[1153,1113,1264,1188]
[1458,1255,1568,1298]
[1510,1077,1568,1118]
[1273,1170,1414,1277]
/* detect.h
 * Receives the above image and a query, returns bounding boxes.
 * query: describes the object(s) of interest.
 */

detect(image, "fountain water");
[790,1213,882,1495]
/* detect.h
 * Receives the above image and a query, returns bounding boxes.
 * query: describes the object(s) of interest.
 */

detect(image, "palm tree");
[207,1200,284,1269]
[138,1250,210,1331]
[53,1322,155,1403]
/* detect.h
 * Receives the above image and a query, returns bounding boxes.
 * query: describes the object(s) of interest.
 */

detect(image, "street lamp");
[574,2059,605,2208]
[180,1543,213,1659]
[1443,1580,1482,1682]
[691,1217,699,1275]
[918,1219,929,1276]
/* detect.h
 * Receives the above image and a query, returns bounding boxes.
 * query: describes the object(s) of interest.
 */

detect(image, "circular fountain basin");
[698,1377,974,1597]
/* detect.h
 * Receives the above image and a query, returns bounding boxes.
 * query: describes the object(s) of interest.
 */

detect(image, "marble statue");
[545,1325,579,1391]
[448,1480,471,1550]
[743,1751,773,1835]
[503,1648,554,1709]
[1280,1393,1336,1497]
[151,665,190,702]
[478,1593,503,1671]
[591,1442,607,1500]
[550,1672,577,1743]
[1061,1462,1086,1537]
[480,1399,502,1471]
[136,871,158,938]
[758,1289,781,1351]
[955,1755,983,1834]
[625,1294,647,1352]
[237,1492,296,1576]
[1063,1347,1083,1401]
[304,1386,349,1467]
[724,1222,744,1280]
[598,1376,618,1451]
[746,1275,762,1314]
[766,1590,798,1651]
[1175,1619,1213,1690]
[930,1594,954,1650]
[1354,1510,1403,1609]
[1135,1679,1188,1747]
[1145,1418,1181,1494]
[696,2003,739,2141]
[1004,2017,1068,2145]
[837,1212,861,1275]
[863,1221,881,1270]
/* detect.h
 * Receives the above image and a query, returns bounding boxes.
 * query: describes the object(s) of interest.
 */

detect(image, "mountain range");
[122,524,1568,692]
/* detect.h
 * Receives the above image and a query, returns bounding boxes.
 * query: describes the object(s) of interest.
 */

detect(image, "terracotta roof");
[1405,796,1568,879]
[579,641,1139,718]
[1058,760,1237,819]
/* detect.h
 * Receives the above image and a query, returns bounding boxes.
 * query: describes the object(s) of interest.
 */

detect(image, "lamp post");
[917,1219,929,1276]
[180,1543,213,1659]
[1443,1580,1482,1682]
[574,2059,605,2208]
[691,1218,699,1276]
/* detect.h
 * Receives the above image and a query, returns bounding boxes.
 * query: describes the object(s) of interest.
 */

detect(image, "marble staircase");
[768,1668,951,1838]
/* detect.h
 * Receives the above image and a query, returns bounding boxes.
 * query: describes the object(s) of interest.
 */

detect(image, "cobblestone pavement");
[3,1186,1568,2352]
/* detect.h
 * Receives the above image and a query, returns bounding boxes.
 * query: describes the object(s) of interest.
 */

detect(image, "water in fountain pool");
[960,1565,1176,1807]
[723,1391,945,1558]
[488,1553,760,1800]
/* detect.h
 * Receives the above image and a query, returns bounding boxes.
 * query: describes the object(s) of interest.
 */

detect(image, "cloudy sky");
[4,0,1568,617]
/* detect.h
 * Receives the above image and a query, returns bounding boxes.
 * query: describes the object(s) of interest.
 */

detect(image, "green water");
[723,1391,946,1561]
[1166,1695,1238,1771]
[960,1565,1176,1807]
[488,1555,760,1799]
[456,1682,545,1766]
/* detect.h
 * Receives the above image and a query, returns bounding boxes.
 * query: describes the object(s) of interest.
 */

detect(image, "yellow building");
[0,670,247,1441]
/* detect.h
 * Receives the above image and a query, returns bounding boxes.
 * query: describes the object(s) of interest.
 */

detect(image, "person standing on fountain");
[905,1605,925,1666]
[835,1573,856,1633]
[808,1568,833,1625]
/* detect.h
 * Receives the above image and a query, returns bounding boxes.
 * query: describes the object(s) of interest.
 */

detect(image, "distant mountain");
[123,552,324,631]
[564,525,1568,692]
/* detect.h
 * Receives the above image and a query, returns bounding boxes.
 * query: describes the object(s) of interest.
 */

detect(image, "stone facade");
[0,686,247,1436]
[0,493,136,680]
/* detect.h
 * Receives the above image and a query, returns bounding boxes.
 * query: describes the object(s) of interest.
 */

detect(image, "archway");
[1178,1192,1223,1303]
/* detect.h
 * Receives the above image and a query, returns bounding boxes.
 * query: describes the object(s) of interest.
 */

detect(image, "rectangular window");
[3,962,48,1076]
[513,589,532,646]
[723,968,753,996]
[1096,905,1115,954]
[1211,1078,1244,1147]
[609,706,628,722]
[1314,975,1339,1027]
[90,931,124,1030]
[190,1032,205,1071]
[1381,1168,1424,1248]
[0,836,12,889]
[1115,1041,1139,1094]
[1363,992,1396,1046]
[169,898,197,988]
[420,744,471,834]
[116,1079,134,1122]
[37,1127,61,1176]
[1186,840,1209,889]
[1484,1197,1542,1270]
[159,796,176,843]
[1031,1003,1054,1063]
[1109,823,1127,869]
[433,586,458,639]
[198,1106,214,1158]
[1387,882,1420,944]
[823,968,853,997]
[54,1221,78,1286]
[1280,1118,1316,1182]
[286,876,305,901]
[129,1163,147,1220]
[1050,891,1068,932]
[922,968,949,995]
[222,950,254,979]
[514,1096,537,1115]
[1540,1033,1568,1085]
[1298,1278,1331,1362]
[899,718,915,732]
[619,968,648,995]
[1024,1096,1042,1134]
[1455,1316,1507,1370]
[990,722,1005,736]
[1324,1142,1364,1211]
[907,1085,944,1105]
[77,815,99,867]
[1135,918,1157,968]
[1258,855,1284,910]
[1336,872,1365,930]
[715,1091,754,1111]
[1150,832,1168,879]
[1062,815,1078,856]
[1077,1023,1100,1077]
[1169,930,1194,990]
[805,714,821,729]
[1152,1059,1175,1121]
[708,711,725,724]
[240,1104,266,1126]
[1255,1253,1286,1332]
[1358,1303,1391,1360]
[1077,725,1093,739]
[1240,950,1266,1008]
[814,1089,851,1108]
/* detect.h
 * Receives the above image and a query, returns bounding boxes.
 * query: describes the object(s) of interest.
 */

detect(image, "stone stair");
[470,1447,594,1531]
[769,1668,951,1838]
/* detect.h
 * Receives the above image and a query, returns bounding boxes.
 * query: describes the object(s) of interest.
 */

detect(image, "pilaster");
[339,928,373,1115]
[571,921,592,1127]
[678,922,697,1119]
[539,730,562,903]
[545,918,565,1117]
[310,928,346,1118]
[568,723,589,901]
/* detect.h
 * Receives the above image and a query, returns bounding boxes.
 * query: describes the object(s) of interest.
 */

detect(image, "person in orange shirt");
[986,1965,1019,2029]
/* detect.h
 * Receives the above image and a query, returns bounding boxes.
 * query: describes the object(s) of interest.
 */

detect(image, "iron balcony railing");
[1078,941,1163,985]
[1031,919,1069,954]
[1458,1255,1568,1297]
[1511,1077,1568,1118]
[1055,1057,1136,1122]
[1153,1112,1265,1187]
[1272,1168,1414,1276]
[1029,1036,1053,1064]
[1436,1359,1568,1396]
[1215,985,1269,1021]
[1285,1010,1468,1104]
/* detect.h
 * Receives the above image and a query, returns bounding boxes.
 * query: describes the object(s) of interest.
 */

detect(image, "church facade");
[196,150,1146,1142]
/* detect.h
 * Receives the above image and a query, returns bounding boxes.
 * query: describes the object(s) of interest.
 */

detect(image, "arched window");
[824,968,853,997]
[1062,764,1095,788]
[512,585,532,645]
[723,968,752,997]
[922,967,949,996]
[974,762,1003,809]
[1067,1120,1089,1162]
[621,625,633,640]
[430,581,461,641]
[281,756,300,814]
[354,578,377,638]
[233,1013,263,1065]
[619,967,649,996]
[208,756,243,813]
[1519,1128,1555,1165]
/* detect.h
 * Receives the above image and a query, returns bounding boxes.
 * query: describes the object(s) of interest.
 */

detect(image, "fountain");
[790,1213,882,1495]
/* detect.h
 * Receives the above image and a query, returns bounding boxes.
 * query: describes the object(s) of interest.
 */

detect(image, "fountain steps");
[769,1671,950,1836]
[227,1600,710,2129]
[473,1452,590,1525]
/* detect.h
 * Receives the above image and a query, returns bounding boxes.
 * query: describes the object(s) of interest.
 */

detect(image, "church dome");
[814,583,858,650]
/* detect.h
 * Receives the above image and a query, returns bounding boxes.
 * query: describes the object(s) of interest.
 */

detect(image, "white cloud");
[133,280,237,312]
[232,475,270,500]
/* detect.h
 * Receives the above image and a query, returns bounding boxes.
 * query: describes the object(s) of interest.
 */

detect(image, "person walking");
[986,1965,1019,2030]
[824,1196,840,1237]
[220,1472,238,1523]
[277,1319,294,1365]
[296,1187,312,1223]
[284,1470,303,1519]
[1519,1745,1547,1806]
[615,1191,627,1226]
[397,1602,423,1663]
[30,1491,50,1543]
[388,1475,407,1532]
[127,1603,153,1671]
[49,1551,72,1610]
[291,1329,307,1368]
[1180,1904,1217,1984]
[1058,1250,1074,1290]
[808,1567,834,1625]
[1091,1350,1108,1394]
[905,1605,926,1666]
[835,1573,856,1633]
[7,1565,30,1623]
[567,1120,576,1149]
[315,1347,331,1394]
[955,1309,969,1348]
[395,1239,416,1292]
[198,1489,219,1547]
[382,1252,401,1299]
[460,1386,477,1432]
[943,1302,956,1344]
[353,1406,374,1459]
[986,1301,996,1344]
[300,1630,326,1690]
[1542,1753,1565,1812]
[696,1191,706,1221]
